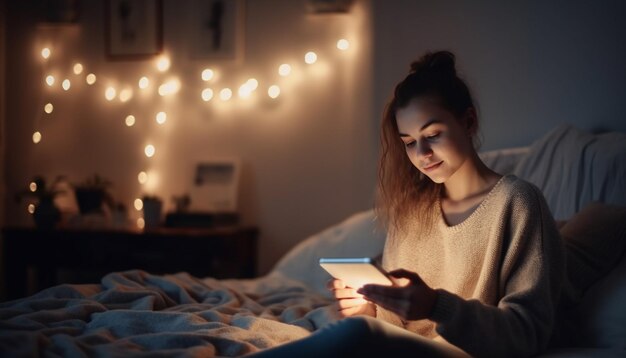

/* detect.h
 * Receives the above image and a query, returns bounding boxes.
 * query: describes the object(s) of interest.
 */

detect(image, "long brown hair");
[376,51,478,235]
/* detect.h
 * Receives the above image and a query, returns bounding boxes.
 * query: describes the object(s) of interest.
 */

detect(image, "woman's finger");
[337,297,368,310]
[362,293,406,316]
[327,279,346,290]
[333,288,362,299]
[388,269,422,283]
[359,284,406,298]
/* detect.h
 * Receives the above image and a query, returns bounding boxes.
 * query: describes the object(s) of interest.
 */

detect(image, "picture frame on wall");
[190,158,241,213]
[189,0,245,62]
[105,0,163,59]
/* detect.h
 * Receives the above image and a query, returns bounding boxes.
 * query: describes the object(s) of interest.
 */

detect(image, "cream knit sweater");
[377,174,565,358]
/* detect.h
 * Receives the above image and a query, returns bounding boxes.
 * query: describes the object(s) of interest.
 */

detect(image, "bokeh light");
[305,51,317,64]
[201,88,214,101]
[337,39,350,50]
[144,144,155,157]
[268,85,280,99]
[279,64,292,77]
[86,73,97,85]
[73,63,84,75]
[201,69,214,81]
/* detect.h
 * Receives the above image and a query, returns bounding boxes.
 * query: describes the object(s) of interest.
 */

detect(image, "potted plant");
[15,176,65,229]
[73,174,114,215]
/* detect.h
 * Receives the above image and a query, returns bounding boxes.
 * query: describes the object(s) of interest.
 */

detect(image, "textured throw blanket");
[0,270,338,357]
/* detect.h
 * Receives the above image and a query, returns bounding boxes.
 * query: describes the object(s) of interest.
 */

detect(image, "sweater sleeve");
[429,184,565,358]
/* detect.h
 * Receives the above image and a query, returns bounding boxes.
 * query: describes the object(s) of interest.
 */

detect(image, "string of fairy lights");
[29,38,351,228]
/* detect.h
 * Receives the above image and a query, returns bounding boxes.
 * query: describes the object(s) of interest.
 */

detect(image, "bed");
[1,124,625,357]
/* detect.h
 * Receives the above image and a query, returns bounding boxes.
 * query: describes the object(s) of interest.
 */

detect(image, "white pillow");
[271,210,387,297]
[479,146,529,175]
[513,124,626,220]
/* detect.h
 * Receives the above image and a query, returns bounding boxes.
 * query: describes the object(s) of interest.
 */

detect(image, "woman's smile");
[422,161,443,172]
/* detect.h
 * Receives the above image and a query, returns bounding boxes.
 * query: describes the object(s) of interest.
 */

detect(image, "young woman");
[251,51,565,358]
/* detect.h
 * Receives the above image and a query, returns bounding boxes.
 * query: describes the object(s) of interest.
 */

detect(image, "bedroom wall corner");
[0,0,6,300]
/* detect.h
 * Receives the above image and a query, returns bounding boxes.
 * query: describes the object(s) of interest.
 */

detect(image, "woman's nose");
[416,140,433,158]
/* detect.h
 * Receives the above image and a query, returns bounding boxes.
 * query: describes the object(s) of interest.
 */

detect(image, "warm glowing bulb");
[145,144,155,157]
[119,88,133,102]
[41,48,51,59]
[337,39,350,50]
[62,79,71,91]
[33,131,42,143]
[201,69,214,81]
[305,51,317,64]
[45,75,55,86]
[105,87,117,101]
[44,103,54,114]
[155,111,167,124]
[219,88,232,101]
[138,76,149,89]
[158,79,180,96]
[238,84,252,98]
[138,171,148,184]
[137,218,145,229]
[268,85,280,99]
[201,88,214,101]
[86,73,97,85]
[125,115,136,127]
[278,64,292,76]
[30,182,37,192]
[158,84,167,96]
[246,78,259,91]
[156,56,170,72]
[73,63,84,75]
[28,204,36,214]
[134,198,143,211]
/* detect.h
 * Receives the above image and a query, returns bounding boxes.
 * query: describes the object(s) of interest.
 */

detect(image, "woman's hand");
[327,279,376,317]
[357,269,437,321]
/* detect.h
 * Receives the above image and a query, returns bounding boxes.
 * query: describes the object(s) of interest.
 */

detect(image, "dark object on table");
[75,188,106,214]
[73,174,113,214]
[164,212,239,228]
[33,198,61,229]
[142,195,163,229]
[14,175,66,229]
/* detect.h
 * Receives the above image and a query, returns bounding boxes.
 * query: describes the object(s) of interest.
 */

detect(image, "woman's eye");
[405,141,416,148]
[426,133,440,140]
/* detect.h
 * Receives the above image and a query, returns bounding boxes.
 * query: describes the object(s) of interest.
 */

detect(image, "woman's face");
[395,98,475,184]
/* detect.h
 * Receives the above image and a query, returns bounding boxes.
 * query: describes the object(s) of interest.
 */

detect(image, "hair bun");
[409,51,457,78]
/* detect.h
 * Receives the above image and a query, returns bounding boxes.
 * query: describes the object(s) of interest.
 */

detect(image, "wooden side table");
[1,226,258,301]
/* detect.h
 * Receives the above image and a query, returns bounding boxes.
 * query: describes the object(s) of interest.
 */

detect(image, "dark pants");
[247,316,471,358]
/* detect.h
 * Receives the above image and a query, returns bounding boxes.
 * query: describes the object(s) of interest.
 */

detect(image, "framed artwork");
[190,158,241,213]
[105,0,163,59]
[189,0,245,61]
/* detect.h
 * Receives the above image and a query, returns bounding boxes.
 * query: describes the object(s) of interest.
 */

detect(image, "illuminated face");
[395,99,474,184]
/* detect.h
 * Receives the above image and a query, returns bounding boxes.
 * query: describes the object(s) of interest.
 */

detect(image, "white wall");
[5,0,376,274]
[372,0,626,150]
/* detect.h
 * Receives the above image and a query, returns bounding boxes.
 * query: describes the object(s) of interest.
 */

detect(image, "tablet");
[319,257,393,289]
